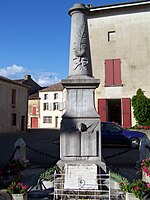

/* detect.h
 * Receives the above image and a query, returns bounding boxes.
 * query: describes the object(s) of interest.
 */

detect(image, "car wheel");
[130,138,140,149]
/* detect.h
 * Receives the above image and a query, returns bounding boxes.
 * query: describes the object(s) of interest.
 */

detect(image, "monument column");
[58,3,106,191]
[68,3,92,77]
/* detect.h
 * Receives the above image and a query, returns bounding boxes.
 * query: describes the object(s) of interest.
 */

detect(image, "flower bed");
[141,158,150,178]
[0,159,24,189]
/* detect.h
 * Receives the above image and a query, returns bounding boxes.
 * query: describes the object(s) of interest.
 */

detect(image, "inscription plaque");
[64,164,98,190]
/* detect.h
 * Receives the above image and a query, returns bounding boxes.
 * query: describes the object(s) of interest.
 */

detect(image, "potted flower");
[7,181,28,200]
[0,159,24,189]
[119,179,150,200]
[141,158,150,183]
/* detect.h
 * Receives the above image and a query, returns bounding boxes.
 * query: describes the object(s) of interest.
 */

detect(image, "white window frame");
[43,102,49,111]
[54,93,58,100]
[53,102,59,110]
[44,94,48,100]
[43,116,52,123]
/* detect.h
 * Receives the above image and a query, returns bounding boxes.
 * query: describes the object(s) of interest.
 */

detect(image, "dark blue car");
[101,122,147,148]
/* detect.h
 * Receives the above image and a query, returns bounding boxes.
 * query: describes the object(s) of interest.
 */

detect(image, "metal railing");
[53,172,112,200]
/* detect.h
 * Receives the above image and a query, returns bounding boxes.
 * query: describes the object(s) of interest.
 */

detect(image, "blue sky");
[0,0,132,86]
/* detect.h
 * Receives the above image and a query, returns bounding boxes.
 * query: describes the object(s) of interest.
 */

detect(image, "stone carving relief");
[62,121,99,134]
[76,122,99,133]
[73,24,88,70]
[62,120,99,157]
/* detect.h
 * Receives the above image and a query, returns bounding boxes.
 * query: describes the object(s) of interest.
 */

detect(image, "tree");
[132,88,150,126]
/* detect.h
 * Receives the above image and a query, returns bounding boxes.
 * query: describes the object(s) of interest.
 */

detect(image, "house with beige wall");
[39,82,65,129]
[28,92,41,128]
[87,0,150,128]
[0,76,29,133]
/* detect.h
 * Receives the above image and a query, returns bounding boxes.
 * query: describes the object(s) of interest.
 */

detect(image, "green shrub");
[132,88,150,126]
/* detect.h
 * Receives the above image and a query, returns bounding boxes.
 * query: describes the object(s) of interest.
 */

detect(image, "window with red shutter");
[105,59,122,86]
[32,106,36,115]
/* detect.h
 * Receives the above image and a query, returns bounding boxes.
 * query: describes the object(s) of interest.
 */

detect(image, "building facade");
[87,1,150,128]
[39,83,65,129]
[28,92,41,128]
[0,76,29,133]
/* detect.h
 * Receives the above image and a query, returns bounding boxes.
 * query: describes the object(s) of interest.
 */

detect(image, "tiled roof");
[29,92,40,100]
[39,82,64,92]
[14,79,24,83]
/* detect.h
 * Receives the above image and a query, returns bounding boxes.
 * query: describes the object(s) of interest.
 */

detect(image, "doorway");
[31,117,38,128]
[107,99,122,125]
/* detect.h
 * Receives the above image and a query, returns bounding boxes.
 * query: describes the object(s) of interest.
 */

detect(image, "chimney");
[24,75,31,80]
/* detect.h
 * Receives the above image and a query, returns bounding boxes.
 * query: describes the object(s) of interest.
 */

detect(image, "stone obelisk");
[59,3,106,190]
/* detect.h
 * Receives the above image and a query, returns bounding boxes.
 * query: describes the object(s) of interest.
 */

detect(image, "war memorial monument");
[57,3,106,194]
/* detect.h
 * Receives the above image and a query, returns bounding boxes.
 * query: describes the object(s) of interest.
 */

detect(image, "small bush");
[132,88,150,126]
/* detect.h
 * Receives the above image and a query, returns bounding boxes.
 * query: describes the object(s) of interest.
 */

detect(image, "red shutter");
[105,60,113,86]
[98,99,107,122]
[122,98,131,128]
[114,59,121,85]
[32,106,36,115]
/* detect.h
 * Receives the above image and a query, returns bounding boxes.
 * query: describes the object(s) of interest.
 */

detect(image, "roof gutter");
[89,1,150,12]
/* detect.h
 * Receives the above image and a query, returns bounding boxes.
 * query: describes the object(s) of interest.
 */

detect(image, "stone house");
[15,74,41,95]
[0,76,29,133]
[39,82,65,129]
[87,0,150,128]
[15,74,43,128]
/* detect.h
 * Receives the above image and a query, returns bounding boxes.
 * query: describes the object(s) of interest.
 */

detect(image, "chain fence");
[26,144,59,160]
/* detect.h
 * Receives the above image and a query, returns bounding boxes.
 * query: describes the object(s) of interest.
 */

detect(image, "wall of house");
[28,99,40,128]
[88,7,150,126]
[39,91,64,129]
[0,80,28,133]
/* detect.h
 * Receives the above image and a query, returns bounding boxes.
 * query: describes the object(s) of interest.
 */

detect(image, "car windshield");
[102,123,124,132]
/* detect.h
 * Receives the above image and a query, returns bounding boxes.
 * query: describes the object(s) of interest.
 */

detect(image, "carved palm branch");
[73,24,87,57]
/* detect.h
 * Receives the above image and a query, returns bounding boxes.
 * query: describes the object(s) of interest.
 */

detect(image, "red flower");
[134,186,139,191]
[147,183,150,188]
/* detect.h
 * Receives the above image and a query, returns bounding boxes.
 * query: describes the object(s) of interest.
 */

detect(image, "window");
[32,106,36,115]
[105,59,122,86]
[44,94,48,100]
[108,31,116,41]
[54,93,58,100]
[11,89,16,105]
[53,102,59,110]
[43,116,52,123]
[43,103,49,111]
[11,113,16,126]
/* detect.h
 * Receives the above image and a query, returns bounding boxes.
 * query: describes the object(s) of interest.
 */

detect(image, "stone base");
[57,158,106,172]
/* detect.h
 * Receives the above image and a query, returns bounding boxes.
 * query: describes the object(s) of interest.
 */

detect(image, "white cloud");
[34,72,61,87]
[0,64,28,79]
[0,64,62,87]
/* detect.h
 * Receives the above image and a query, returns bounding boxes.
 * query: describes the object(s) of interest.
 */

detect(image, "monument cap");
[68,3,89,15]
